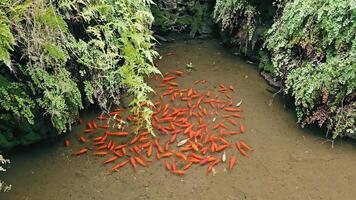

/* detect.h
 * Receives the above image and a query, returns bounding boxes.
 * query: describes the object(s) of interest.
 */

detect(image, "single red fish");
[111,160,129,172]
[173,70,183,76]
[229,156,237,171]
[164,161,172,171]
[103,156,118,165]
[229,85,234,91]
[74,148,88,156]
[64,139,70,147]
[129,157,138,172]
[240,123,245,133]
[183,162,193,170]
[135,157,147,167]
[166,52,176,56]
[172,170,185,175]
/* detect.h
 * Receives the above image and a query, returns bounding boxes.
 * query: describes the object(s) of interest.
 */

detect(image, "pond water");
[1,39,355,200]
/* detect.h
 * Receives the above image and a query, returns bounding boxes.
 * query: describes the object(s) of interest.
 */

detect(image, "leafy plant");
[0,0,160,150]
[213,0,257,54]
[265,0,355,138]
[0,154,11,192]
[152,0,214,37]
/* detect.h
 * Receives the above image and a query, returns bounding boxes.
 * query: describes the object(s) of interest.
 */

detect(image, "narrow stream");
[1,39,355,200]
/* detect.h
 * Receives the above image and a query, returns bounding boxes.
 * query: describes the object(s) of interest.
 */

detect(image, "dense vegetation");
[0,0,159,151]
[151,0,215,37]
[152,0,355,139]
[264,0,355,139]
[213,0,355,139]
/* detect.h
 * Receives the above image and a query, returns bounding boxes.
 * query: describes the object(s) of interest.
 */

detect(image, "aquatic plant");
[0,0,159,150]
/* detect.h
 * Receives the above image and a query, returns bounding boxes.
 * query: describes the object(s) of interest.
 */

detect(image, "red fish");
[74,148,88,156]
[103,156,118,164]
[229,85,234,91]
[239,141,253,151]
[64,139,70,147]
[164,161,172,171]
[111,160,129,172]
[135,157,148,167]
[173,70,183,76]
[240,123,245,133]
[129,157,138,172]
[172,170,185,175]
[229,156,237,171]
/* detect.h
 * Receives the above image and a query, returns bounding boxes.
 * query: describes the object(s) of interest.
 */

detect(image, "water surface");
[1,39,355,200]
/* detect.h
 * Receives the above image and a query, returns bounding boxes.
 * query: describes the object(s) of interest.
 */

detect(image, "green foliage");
[265,0,356,138]
[0,14,14,68]
[67,0,160,132]
[0,154,11,192]
[152,0,214,37]
[0,0,159,150]
[0,75,35,125]
[213,0,257,54]
[332,102,356,139]
[213,0,247,31]
[258,50,274,73]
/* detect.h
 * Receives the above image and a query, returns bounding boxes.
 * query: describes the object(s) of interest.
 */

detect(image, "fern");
[0,13,14,68]
[0,0,160,149]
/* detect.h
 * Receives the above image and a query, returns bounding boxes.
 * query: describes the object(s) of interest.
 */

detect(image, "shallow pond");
[1,39,355,200]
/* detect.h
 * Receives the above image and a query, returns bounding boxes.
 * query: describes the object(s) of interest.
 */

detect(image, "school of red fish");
[66,60,253,176]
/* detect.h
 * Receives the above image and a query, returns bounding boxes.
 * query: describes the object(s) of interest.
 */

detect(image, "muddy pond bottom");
[1,39,355,200]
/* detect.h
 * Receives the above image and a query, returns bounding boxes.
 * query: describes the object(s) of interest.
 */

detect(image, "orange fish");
[239,141,253,151]
[64,139,70,147]
[174,152,187,161]
[163,76,177,82]
[187,88,193,97]
[172,170,185,175]
[160,152,173,158]
[183,162,193,170]
[92,120,97,129]
[229,156,237,171]
[92,151,108,156]
[166,52,176,56]
[154,138,164,153]
[87,122,93,129]
[79,136,87,143]
[168,82,178,86]
[164,161,172,171]
[169,133,177,143]
[240,123,245,133]
[236,142,250,158]
[231,113,244,118]
[107,131,128,137]
[74,148,88,156]
[229,85,234,91]
[147,144,153,157]
[173,70,183,76]
[129,157,138,172]
[103,156,118,164]
[135,157,148,167]
[111,160,129,172]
